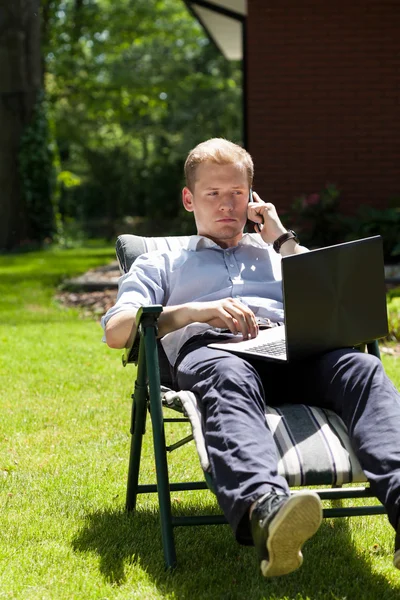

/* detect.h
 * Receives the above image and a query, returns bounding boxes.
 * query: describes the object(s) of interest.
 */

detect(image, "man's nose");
[219,195,234,210]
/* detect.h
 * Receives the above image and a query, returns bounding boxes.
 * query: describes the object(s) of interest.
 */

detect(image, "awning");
[184,0,247,60]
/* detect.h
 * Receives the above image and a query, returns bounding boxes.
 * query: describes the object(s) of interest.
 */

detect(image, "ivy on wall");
[19,89,58,244]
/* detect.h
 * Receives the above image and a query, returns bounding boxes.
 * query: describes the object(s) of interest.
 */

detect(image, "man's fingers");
[200,298,258,338]
[218,309,239,334]
[221,302,258,338]
[251,191,263,203]
[248,200,268,225]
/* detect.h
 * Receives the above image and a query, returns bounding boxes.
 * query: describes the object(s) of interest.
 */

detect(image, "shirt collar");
[188,233,270,251]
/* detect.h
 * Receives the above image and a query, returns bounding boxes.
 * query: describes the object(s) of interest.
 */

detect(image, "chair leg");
[144,326,177,570]
[126,375,148,512]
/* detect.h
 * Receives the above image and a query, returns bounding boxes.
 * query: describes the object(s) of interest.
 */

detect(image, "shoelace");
[255,491,287,521]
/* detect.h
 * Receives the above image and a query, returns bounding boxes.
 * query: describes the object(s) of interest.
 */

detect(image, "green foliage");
[57,170,81,188]
[44,0,242,238]
[290,185,400,262]
[387,295,400,342]
[387,286,400,302]
[347,206,400,264]
[290,184,344,248]
[19,89,58,243]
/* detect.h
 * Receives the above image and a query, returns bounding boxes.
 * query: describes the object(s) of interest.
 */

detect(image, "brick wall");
[247,0,400,214]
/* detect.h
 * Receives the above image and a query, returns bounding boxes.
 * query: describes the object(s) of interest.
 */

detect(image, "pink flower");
[305,193,320,206]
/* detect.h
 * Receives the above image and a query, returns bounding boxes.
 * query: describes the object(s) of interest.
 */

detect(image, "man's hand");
[158,298,258,339]
[248,191,287,245]
[188,298,258,338]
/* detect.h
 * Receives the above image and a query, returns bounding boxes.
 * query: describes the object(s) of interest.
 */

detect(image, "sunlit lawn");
[0,246,399,599]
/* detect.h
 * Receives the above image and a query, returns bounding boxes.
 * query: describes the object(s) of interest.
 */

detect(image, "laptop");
[208,236,388,362]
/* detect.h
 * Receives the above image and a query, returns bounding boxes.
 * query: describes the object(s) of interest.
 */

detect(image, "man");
[102,138,400,577]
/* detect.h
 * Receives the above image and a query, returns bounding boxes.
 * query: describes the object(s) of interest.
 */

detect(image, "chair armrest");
[122,305,164,366]
[366,339,381,359]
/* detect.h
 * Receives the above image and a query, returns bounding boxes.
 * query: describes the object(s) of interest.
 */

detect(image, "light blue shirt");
[101,233,284,365]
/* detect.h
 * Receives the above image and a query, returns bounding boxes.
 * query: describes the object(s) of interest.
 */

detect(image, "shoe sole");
[261,491,322,577]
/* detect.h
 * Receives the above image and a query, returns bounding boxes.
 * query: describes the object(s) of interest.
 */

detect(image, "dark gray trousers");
[174,333,400,543]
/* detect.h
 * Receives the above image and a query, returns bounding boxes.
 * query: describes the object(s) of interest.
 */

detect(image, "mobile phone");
[249,187,262,233]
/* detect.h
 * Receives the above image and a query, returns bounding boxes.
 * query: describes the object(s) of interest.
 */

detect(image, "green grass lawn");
[0,246,399,599]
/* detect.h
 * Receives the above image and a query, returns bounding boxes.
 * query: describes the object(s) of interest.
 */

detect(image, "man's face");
[182,162,250,248]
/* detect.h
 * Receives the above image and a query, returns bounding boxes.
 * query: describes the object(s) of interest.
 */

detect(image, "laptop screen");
[282,236,388,360]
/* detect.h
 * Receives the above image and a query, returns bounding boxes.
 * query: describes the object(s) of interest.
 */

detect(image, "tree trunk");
[0,0,41,249]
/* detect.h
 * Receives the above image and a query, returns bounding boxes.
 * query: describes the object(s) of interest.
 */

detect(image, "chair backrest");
[116,234,192,274]
[116,233,194,389]
[116,232,263,273]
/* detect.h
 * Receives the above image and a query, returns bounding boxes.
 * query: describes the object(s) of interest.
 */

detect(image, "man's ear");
[182,187,194,212]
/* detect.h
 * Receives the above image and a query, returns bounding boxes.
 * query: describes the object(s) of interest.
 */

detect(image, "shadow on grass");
[72,505,399,600]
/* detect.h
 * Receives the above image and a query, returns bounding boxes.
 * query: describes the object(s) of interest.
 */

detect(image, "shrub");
[290,184,349,248]
[289,185,400,262]
[346,206,400,264]
[387,295,400,342]
[19,89,58,243]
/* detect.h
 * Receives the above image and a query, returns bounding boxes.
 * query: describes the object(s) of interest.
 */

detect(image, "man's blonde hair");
[184,138,254,192]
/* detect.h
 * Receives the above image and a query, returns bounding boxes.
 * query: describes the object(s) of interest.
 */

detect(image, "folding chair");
[115,233,386,570]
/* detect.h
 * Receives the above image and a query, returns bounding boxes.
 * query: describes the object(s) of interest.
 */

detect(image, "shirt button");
[230,264,234,267]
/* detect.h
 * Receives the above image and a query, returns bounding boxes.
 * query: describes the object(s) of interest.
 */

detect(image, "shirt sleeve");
[100,252,166,331]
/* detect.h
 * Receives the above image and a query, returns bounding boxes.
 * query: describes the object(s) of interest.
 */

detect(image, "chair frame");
[124,305,386,570]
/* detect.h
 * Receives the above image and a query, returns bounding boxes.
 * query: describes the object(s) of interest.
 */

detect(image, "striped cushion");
[265,404,366,486]
[162,389,367,487]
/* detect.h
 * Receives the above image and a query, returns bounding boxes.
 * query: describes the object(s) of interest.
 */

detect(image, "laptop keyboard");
[246,339,286,356]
